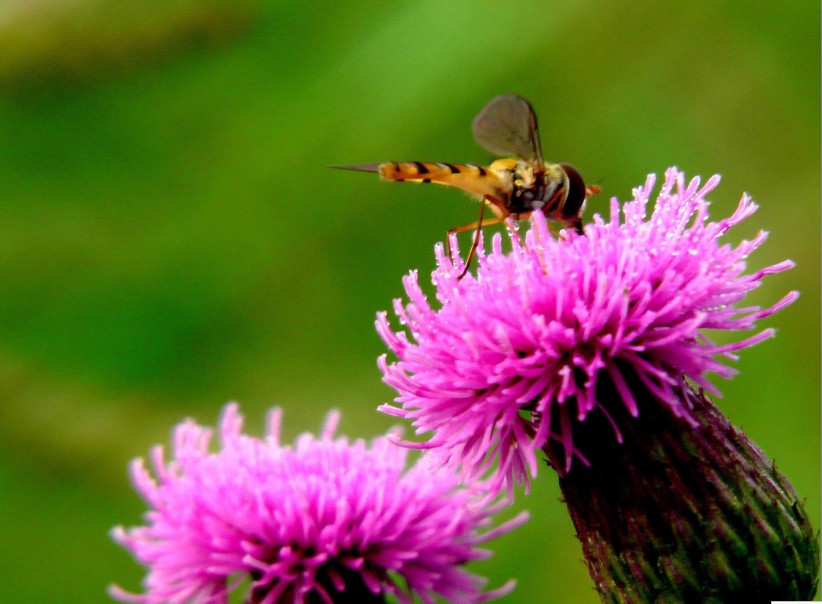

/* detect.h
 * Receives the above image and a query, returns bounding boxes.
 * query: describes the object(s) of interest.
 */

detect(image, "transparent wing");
[471,94,543,165]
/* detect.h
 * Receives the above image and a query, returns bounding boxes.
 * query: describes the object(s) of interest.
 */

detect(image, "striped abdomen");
[337,161,510,201]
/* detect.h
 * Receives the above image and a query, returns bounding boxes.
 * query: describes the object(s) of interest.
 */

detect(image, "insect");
[333,94,600,277]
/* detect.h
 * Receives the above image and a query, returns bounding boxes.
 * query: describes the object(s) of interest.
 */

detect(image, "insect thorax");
[509,162,567,215]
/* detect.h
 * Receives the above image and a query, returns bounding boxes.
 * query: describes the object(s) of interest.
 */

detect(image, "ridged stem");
[547,381,819,602]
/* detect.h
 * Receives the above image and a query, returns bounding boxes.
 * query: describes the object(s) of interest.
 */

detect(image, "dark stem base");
[248,564,387,604]
[548,382,819,603]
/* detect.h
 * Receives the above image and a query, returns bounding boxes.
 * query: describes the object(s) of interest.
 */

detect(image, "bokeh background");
[0,1,818,602]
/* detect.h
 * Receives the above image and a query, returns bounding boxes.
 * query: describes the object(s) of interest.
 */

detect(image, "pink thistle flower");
[377,167,796,493]
[377,167,819,600]
[110,404,527,604]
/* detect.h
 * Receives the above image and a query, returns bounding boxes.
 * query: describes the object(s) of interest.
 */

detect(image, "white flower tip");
[478,578,518,600]
[321,409,342,439]
[219,403,244,439]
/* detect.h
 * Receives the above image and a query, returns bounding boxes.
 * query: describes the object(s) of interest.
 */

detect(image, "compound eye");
[559,163,587,218]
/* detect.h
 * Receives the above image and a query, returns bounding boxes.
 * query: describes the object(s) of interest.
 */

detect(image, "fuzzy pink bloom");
[111,405,526,604]
[377,167,797,497]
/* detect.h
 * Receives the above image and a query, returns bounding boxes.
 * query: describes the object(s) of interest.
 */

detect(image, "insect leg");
[461,201,487,279]
[447,197,507,279]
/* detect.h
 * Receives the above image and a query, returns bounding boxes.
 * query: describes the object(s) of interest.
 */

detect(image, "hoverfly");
[333,94,600,277]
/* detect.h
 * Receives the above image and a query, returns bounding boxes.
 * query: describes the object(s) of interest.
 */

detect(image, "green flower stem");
[548,382,819,603]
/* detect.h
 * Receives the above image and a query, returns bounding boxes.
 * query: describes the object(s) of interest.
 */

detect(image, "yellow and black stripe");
[332,161,510,201]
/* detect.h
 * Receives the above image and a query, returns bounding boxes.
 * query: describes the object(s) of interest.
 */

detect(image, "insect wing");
[471,94,543,166]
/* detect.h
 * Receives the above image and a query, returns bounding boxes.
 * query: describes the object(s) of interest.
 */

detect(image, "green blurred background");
[0,0,818,601]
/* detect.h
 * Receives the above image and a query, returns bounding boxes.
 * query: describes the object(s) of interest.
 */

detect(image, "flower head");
[377,168,797,496]
[111,404,526,604]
